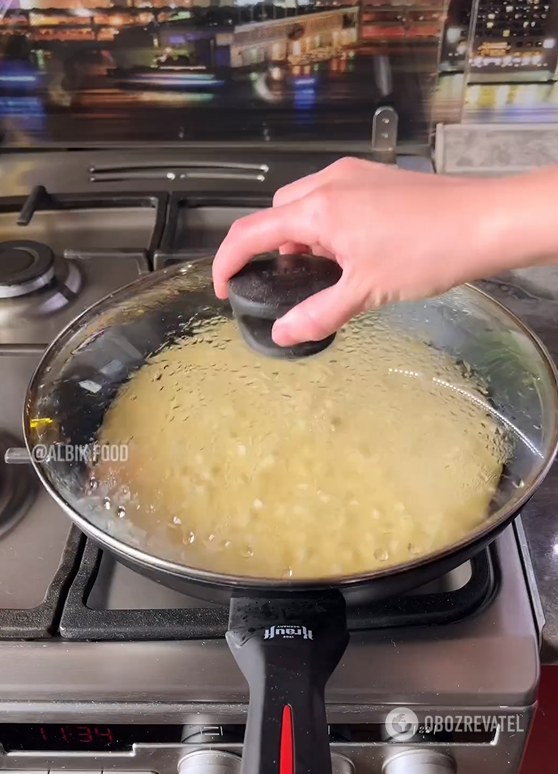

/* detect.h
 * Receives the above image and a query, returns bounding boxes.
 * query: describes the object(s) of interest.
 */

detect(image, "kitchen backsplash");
[0,0,557,146]
[436,0,558,127]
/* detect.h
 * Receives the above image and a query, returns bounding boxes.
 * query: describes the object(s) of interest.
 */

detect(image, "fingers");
[212,200,320,298]
[279,242,335,262]
[213,158,368,297]
[273,168,331,208]
[279,241,309,255]
[272,273,365,347]
[272,157,369,208]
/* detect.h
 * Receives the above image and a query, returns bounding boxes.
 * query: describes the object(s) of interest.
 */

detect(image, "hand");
[212,157,555,347]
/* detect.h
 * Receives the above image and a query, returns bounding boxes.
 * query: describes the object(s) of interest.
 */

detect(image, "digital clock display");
[0,724,184,752]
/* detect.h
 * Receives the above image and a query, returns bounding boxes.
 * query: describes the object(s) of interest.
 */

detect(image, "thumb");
[272,274,365,347]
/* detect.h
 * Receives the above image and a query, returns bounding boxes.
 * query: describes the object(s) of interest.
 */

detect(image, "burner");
[0,240,56,298]
[0,431,38,538]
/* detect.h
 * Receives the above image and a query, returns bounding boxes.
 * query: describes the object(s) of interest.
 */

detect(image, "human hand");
[212,157,549,347]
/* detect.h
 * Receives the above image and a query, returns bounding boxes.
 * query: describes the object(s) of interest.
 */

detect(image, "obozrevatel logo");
[384,707,419,742]
[263,625,313,640]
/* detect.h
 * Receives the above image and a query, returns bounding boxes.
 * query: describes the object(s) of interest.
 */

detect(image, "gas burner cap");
[0,240,56,298]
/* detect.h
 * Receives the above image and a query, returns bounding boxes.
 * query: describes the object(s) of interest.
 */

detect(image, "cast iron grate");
[59,539,498,641]
[0,527,85,639]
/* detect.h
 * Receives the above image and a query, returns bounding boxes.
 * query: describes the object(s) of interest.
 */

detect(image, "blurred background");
[0,0,557,146]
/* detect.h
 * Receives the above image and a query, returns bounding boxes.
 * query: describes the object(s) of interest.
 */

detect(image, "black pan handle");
[226,592,349,774]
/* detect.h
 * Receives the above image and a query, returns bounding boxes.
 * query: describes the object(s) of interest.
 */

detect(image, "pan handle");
[4,447,31,464]
[226,592,349,774]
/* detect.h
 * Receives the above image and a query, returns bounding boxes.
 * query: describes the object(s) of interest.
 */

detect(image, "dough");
[95,314,507,579]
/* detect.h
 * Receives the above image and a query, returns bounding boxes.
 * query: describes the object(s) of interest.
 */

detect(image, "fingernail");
[213,282,228,299]
[272,315,297,347]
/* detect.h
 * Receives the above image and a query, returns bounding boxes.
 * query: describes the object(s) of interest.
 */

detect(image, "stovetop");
[0,150,542,774]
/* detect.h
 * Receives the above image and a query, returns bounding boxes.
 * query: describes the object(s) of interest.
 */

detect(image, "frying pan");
[6,256,558,774]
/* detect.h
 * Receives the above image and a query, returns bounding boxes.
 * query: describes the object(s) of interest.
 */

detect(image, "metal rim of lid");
[0,240,56,299]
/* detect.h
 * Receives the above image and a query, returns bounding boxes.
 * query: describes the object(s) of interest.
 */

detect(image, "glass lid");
[25,258,558,582]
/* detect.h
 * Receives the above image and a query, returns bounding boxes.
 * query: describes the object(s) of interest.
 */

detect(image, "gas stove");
[0,150,544,774]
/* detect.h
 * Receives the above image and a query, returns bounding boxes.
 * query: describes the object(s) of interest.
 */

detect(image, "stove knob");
[178,751,241,774]
[182,725,240,745]
[383,750,455,774]
[332,753,356,774]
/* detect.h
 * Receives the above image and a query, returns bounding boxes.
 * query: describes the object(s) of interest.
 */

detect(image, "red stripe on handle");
[279,704,294,774]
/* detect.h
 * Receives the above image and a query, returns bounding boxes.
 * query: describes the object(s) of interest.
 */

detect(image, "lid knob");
[227,253,342,359]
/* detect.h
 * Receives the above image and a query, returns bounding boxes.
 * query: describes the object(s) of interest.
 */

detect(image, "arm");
[212,158,558,347]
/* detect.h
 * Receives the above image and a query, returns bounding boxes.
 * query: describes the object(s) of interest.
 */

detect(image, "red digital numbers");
[76,726,93,743]
[37,725,114,747]
[94,727,114,744]
[74,726,114,744]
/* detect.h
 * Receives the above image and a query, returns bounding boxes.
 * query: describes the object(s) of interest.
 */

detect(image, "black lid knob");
[227,254,342,359]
